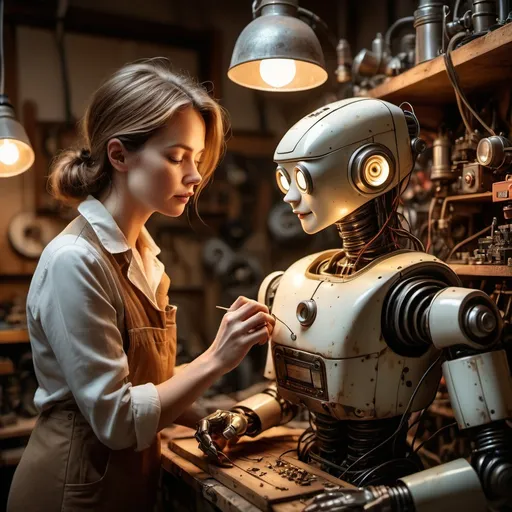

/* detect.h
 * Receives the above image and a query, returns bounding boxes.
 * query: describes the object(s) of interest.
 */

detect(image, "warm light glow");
[292,272,305,288]
[260,59,297,88]
[0,139,20,165]
[363,155,390,187]
[477,139,492,164]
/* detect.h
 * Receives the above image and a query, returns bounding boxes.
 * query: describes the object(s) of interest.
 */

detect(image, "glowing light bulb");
[0,140,20,166]
[259,59,296,88]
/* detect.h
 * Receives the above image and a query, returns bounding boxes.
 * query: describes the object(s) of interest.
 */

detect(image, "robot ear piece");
[350,143,395,194]
[400,102,427,156]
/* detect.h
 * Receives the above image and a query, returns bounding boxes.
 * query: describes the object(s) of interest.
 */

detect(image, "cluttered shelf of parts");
[0,329,29,344]
[367,22,512,105]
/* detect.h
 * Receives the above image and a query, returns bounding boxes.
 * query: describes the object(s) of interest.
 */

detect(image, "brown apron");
[7,219,176,512]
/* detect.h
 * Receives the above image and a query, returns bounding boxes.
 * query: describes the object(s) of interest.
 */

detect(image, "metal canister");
[414,0,444,64]
[431,134,453,181]
[472,0,498,33]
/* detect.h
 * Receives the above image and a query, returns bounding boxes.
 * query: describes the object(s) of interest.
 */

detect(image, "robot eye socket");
[351,144,395,194]
[294,164,313,194]
[276,166,290,193]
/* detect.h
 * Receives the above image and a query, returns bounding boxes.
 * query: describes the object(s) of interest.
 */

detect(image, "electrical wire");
[413,422,458,454]
[409,407,429,452]
[446,224,492,260]
[355,457,421,487]
[56,0,73,125]
[0,0,4,95]
[339,354,443,479]
[454,0,463,20]
[444,32,496,136]
[425,197,437,254]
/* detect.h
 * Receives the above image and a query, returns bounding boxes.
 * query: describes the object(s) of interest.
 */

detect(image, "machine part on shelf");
[387,33,417,76]
[352,33,388,80]
[476,135,512,170]
[17,351,38,418]
[219,254,263,298]
[461,163,493,194]
[399,459,487,512]
[473,221,512,263]
[472,0,498,34]
[7,211,62,259]
[430,133,454,182]
[384,16,415,53]
[428,287,502,349]
[202,238,234,275]
[446,8,473,38]
[498,0,512,23]
[219,219,251,250]
[443,350,512,429]
[268,201,308,244]
[335,39,352,84]
[414,0,444,64]
[452,130,483,164]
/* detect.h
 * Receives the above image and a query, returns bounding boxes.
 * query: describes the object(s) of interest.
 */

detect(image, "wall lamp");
[0,0,35,177]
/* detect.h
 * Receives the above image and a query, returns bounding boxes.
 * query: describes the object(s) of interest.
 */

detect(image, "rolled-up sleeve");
[37,244,161,451]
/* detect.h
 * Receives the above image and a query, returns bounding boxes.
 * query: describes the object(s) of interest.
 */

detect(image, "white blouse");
[27,196,166,451]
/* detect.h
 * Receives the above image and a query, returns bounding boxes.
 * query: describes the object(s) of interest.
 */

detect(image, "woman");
[7,58,274,512]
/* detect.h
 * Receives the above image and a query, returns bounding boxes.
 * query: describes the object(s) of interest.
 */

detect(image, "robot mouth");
[295,211,312,219]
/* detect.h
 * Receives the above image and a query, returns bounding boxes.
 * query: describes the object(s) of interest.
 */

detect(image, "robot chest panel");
[271,265,391,359]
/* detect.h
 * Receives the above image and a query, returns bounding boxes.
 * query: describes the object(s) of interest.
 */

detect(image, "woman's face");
[125,106,205,217]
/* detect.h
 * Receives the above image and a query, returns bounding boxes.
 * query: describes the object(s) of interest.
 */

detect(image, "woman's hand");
[206,296,275,375]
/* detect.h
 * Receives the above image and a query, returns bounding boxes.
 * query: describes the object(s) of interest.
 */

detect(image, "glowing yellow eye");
[363,155,390,187]
[296,169,308,191]
[276,168,290,193]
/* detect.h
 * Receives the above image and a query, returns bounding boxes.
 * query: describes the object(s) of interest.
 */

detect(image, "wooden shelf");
[0,329,29,344]
[0,446,25,466]
[0,417,37,440]
[367,23,512,107]
[448,264,512,277]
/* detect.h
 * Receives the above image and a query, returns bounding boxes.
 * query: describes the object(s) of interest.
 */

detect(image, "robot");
[196,98,512,511]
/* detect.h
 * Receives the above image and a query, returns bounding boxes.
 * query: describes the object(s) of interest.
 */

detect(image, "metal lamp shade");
[228,13,328,92]
[0,102,35,177]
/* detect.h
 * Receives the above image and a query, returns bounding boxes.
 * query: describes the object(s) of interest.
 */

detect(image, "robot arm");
[196,271,298,461]
[306,285,512,511]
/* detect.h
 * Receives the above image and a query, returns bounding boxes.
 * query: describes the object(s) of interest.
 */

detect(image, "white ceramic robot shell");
[273,97,414,234]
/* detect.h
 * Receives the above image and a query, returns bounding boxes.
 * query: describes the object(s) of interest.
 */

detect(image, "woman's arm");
[156,297,275,430]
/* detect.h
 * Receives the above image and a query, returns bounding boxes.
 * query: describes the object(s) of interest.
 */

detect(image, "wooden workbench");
[161,426,352,512]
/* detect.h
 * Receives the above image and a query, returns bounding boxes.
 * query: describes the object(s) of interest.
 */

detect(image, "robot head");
[274,98,421,234]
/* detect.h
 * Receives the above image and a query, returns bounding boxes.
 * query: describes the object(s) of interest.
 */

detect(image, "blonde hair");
[50,58,228,206]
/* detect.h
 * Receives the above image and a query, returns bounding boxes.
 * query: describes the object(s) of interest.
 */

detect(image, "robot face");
[273,98,414,234]
[275,142,397,234]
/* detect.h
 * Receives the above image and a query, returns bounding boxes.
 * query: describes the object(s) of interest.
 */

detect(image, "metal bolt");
[466,304,496,338]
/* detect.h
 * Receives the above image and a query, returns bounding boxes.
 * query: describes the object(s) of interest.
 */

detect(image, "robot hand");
[304,487,396,512]
[195,409,248,462]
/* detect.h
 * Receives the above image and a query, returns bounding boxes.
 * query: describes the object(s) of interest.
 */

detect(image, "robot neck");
[335,192,399,271]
